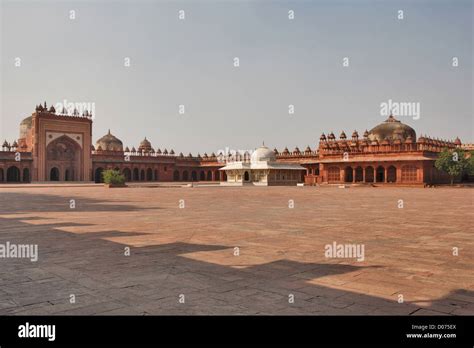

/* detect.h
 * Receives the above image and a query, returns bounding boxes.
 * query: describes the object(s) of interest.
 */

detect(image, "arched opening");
[7,166,20,182]
[133,168,139,181]
[22,168,30,183]
[344,166,353,183]
[327,166,340,183]
[365,166,374,183]
[199,171,205,181]
[376,166,385,183]
[214,170,219,181]
[401,166,417,182]
[387,166,397,183]
[146,168,153,181]
[355,167,363,182]
[207,171,212,181]
[154,170,159,181]
[173,170,180,181]
[182,171,189,181]
[0,168,4,182]
[244,171,250,181]
[123,168,131,181]
[140,170,145,181]
[46,135,81,181]
[94,168,103,183]
[191,171,197,181]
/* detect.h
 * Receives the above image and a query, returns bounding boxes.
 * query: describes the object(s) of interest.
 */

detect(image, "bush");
[102,169,125,185]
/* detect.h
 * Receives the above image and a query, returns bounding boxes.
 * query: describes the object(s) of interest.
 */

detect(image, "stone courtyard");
[0,185,472,315]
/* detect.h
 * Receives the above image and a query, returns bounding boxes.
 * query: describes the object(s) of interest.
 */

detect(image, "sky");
[0,0,472,155]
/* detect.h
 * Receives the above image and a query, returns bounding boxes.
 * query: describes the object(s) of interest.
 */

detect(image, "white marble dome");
[251,145,276,162]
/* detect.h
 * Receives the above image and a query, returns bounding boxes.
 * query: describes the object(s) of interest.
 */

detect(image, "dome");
[95,129,123,151]
[138,137,152,152]
[251,145,276,162]
[368,115,416,142]
[19,115,33,139]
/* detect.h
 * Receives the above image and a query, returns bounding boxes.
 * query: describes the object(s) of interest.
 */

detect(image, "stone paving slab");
[0,185,472,315]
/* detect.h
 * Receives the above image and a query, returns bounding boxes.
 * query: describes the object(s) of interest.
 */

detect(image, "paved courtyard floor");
[0,185,472,315]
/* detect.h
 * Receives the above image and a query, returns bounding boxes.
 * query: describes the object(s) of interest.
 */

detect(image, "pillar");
[384,167,388,183]
[352,168,356,183]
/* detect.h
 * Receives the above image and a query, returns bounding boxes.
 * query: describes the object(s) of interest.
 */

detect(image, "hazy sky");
[1,0,472,154]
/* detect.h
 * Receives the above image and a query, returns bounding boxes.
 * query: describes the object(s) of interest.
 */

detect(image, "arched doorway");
[200,171,205,181]
[355,167,363,182]
[22,168,30,183]
[207,171,212,181]
[244,171,250,181]
[94,167,103,183]
[191,171,197,181]
[65,169,71,181]
[140,170,145,181]
[7,166,20,182]
[46,135,81,181]
[376,166,385,183]
[154,170,159,181]
[123,168,131,181]
[214,170,219,181]
[344,166,353,183]
[387,166,397,183]
[173,170,180,181]
[0,168,4,182]
[133,168,139,181]
[146,168,153,181]
[365,166,374,183]
[51,167,60,181]
[182,171,189,181]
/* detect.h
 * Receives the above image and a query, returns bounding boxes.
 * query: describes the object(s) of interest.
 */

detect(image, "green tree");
[102,169,125,185]
[435,148,471,185]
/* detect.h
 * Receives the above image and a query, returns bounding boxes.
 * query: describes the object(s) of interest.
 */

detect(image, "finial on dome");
[108,129,111,135]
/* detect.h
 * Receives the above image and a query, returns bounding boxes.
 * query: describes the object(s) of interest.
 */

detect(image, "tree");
[102,169,125,185]
[435,148,471,185]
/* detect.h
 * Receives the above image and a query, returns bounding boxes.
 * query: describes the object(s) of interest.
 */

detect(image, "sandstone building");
[0,103,467,186]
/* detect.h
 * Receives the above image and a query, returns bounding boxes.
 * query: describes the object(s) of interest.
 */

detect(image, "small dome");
[19,115,33,138]
[352,130,359,138]
[125,146,130,152]
[170,149,175,155]
[454,137,461,145]
[368,115,416,142]
[138,137,152,152]
[320,133,326,141]
[251,145,276,162]
[96,130,123,152]
[340,131,347,139]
